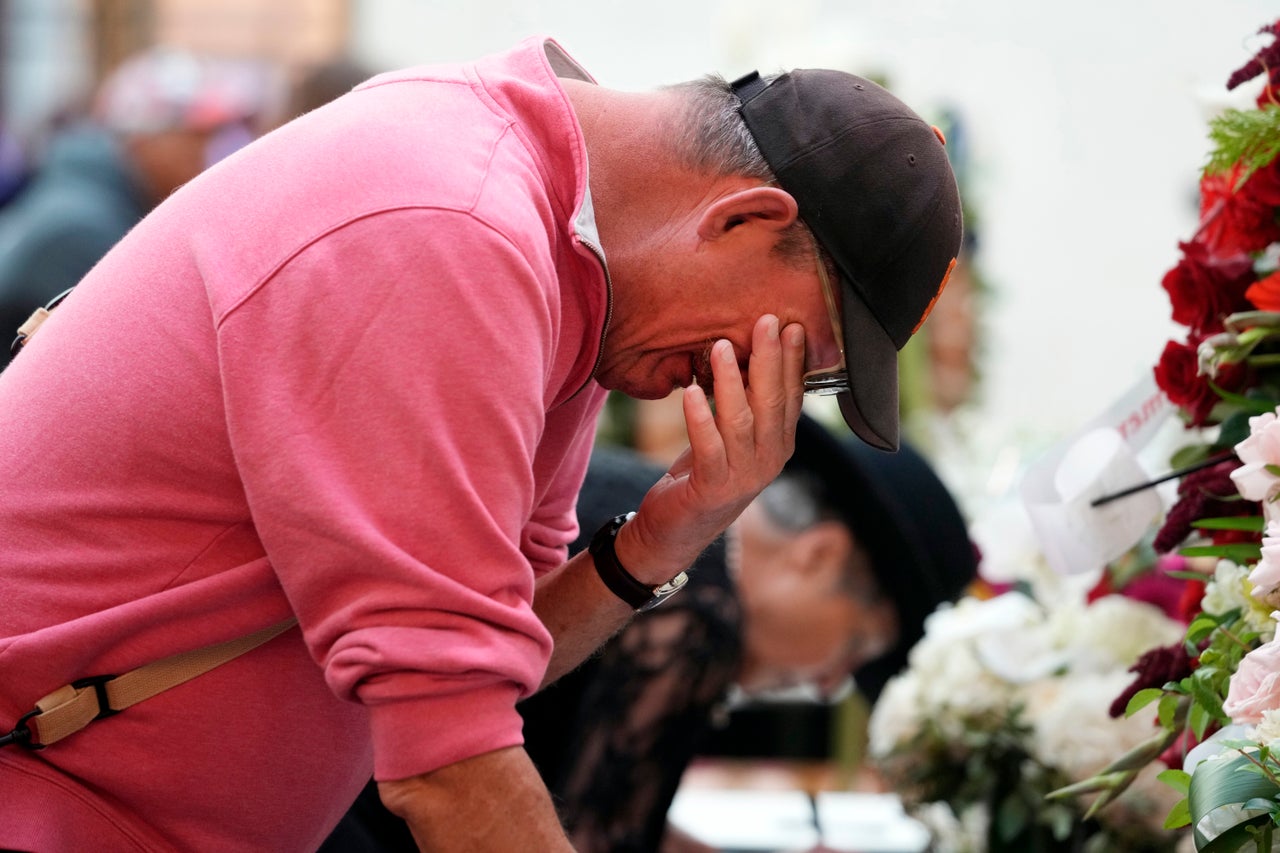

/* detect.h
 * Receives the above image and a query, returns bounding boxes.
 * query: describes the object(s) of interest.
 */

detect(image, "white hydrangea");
[868,587,1191,841]
[1254,708,1280,747]
[1203,559,1256,618]
[1025,670,1156,782]
[902,596,1028,732]
[1065,595,1185,672]
[1201,560,1280,641]
[867,671,924,759]
[909,802,986,853]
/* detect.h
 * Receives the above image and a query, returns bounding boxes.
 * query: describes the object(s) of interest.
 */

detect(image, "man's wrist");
[589,513,689,611]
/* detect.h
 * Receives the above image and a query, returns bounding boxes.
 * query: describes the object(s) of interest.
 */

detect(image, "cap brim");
[834,277,900,452]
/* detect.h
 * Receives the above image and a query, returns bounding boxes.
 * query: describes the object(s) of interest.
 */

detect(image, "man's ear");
[697,185,799,241]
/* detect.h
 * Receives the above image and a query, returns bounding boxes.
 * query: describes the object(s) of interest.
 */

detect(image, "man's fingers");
[780,321,806,441]
[681,381,726,477]
[745,315,785,410]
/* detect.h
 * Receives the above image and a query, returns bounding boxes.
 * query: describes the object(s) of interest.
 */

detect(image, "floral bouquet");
[867,585,1186,852]
[1050,19,1280,852]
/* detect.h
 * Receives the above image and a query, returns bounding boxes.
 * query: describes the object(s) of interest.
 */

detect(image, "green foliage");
[1191,518,1268,533]
[1203,105,1280,184]
[1179,543,1263,563]
[881,705,1178,852]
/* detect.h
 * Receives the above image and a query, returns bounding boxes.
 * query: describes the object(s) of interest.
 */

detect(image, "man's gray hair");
[665,74,815,268]
[756,470,834,532]
[665,74,776,180]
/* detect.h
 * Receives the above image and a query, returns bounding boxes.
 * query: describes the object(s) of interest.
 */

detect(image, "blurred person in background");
[0,47,264,363]
[283,56,379,122]
[323,413,978,853]
[0,126,29,206]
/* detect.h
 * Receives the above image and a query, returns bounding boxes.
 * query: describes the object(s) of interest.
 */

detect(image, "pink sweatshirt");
[0,37,610,851]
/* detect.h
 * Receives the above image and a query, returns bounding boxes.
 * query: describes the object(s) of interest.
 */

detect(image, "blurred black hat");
[787,414,978,703]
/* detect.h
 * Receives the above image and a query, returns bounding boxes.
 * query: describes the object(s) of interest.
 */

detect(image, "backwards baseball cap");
[787,414,977,703]
[732,71,963,451]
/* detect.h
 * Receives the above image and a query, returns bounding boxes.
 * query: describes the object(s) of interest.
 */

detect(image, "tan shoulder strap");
[9,285,75,358]
[11,618,298,749]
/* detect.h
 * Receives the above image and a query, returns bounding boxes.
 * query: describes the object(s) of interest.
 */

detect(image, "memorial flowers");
[1058,18,1280,851]
[867,586,1186,852]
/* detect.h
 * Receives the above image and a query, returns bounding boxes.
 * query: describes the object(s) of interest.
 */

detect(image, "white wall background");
[350,0,1277,509]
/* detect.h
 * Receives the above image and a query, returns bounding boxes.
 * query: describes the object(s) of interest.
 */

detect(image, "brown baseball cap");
[732,70,963,451]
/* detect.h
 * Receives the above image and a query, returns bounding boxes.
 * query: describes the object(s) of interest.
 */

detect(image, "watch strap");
[588,512,688,611]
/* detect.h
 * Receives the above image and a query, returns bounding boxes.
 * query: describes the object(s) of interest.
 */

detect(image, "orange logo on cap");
[931,125,947,145]
[912,257,956,334]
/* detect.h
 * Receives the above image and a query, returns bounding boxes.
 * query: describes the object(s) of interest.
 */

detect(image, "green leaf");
[1209,380,1280,414]
[995,791,1029,841]
[1164,797,1192,829]
[1160,768,1192,796]
[1188,615,1222,645]
[1048,804,1075,841]
[1192,517,1267,532]
[1180,544,1263,563]
[1199,816,1273,853]
[1124,687,1165,717]
[1241,796,1280,813]
[1170,444,1215,469]
[1204,105,1280,180]
[1190,701,1213,741]
[1190,751,1280,849]
[1227,310,1280,330]
[1218,410,1261,449]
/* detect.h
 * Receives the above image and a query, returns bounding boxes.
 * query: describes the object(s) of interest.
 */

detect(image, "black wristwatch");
[588,512,689,611]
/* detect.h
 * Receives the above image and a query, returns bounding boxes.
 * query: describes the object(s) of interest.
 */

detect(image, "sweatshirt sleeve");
[214,207,566,779]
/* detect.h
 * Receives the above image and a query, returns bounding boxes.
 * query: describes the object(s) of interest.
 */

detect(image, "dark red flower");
[1197,161,1280,257]
[1159,723,1218,770]
[1152,457,1249,552]
[1087,555,1195,623]
[1109,641,1196,718]
[1226,20,1280,107]
[1161,241,1257,336]
[1152,338,1247,426]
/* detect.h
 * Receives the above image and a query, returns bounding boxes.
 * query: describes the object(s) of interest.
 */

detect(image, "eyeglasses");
[802,242,849,396]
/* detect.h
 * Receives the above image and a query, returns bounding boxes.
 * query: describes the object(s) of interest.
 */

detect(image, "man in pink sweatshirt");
[0,36,960,851]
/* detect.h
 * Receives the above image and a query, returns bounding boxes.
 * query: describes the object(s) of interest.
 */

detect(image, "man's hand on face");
[615,314,806,582]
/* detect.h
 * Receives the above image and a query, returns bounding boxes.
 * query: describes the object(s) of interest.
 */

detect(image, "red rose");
[1161,240,1256,335]
[1152,337,1247,425]
[1247,269,1280,311]
[1198,161,1280,256]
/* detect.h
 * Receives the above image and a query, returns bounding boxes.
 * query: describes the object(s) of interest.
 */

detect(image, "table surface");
[679,757,889,795]
[670,759,929,853]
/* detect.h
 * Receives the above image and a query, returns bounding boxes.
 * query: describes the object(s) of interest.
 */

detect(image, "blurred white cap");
[94,47,265,135]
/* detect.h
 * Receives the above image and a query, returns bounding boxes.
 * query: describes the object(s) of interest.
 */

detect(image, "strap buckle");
[0,708,42,750]
[9,286,75,357]
[1,673,119,750]
[70,674,121,722]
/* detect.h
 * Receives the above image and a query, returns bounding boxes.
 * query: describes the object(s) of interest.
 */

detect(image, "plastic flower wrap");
[867,590,1185,852]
